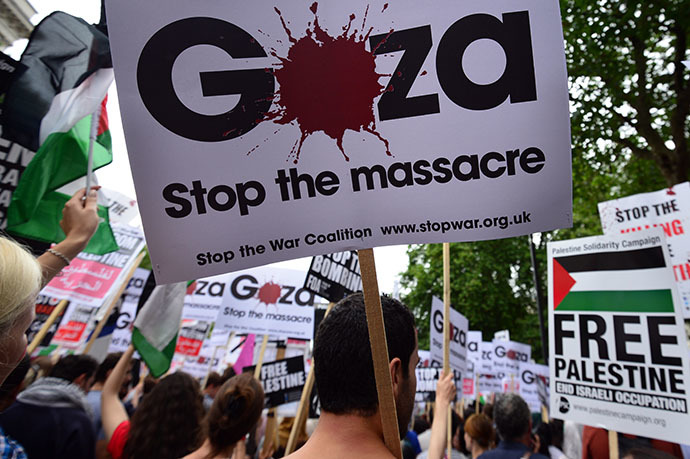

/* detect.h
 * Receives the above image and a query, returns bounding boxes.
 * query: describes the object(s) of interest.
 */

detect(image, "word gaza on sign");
[105,0,572,283]
[548,229,690,445]
[246,355,306,408]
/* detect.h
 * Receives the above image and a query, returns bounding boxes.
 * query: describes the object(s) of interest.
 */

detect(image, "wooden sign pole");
[285,303,335,455]
[475,373,480,414]
[262,342,286,456]
[84,251,146,353]
[358,248,402,459]
[608,430,619,459]
[442,242,452,459]
[253,334,269,379]
[201,331,235,389]
[27,299,69,355]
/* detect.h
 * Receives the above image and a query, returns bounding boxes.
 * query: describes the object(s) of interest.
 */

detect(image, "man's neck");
[287,411,396,458]
[90,382,104,391]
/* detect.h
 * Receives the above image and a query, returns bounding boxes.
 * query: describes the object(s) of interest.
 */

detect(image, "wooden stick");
[253,334,269,379]
[541,405,549,424]
[475,374,480,414]
[608,430,619,459]
[442,243,452,459]
[27,299,69,355]
[262,343,286,456]
[285,303,335,455]
[358,248,402,459]
[84,251,146,353]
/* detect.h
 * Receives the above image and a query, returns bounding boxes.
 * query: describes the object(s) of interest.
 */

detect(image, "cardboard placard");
[430,296,468,373]
[548,229,690,444]
[303,251,361,302]
[106,0,572,283]
[492,339,531,379]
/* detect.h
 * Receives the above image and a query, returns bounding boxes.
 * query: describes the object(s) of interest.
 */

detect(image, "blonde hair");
[0,237,42,332]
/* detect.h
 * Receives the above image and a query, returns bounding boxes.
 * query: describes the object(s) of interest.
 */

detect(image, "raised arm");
[102,344,135,441]
[427,370,456,459]
[37,187,100,286]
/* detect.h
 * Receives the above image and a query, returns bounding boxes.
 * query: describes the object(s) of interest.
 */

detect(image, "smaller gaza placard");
[429,296,468,373]
[246,356,306,408]
[548,229,690,444]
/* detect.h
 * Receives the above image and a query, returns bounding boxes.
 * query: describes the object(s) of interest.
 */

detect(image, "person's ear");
[389,357,403,398]
[73,373,88,390]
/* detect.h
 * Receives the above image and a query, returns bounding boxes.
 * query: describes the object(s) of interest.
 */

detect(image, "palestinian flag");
[1,11,112,151]
[2,11,117,254]
[132,281,195,377]
[553,246,674,313]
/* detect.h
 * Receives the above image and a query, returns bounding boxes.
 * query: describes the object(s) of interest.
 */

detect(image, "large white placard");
[215,266,316,339]
[519,362,549,412]
[599,182,690,318]
[108,268,150,353]
[429,296,468,373]
[548,229,690,444]
[106,0,572,283]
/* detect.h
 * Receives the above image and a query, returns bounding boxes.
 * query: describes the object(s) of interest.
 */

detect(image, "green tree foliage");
[401,1,689,362]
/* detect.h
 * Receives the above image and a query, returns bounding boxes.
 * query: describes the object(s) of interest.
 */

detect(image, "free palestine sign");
[106,0,571,282]
[548,229,690,444]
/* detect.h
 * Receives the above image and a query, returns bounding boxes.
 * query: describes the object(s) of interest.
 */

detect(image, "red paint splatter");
[382,3,389,12]
[420,70,428,76]
[265,2,392,163]
[257,281,282,305]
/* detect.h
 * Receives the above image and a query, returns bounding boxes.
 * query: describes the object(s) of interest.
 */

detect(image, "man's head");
[204,371,223,398]
[493,393,531,443]
[49,354,98,393]
[94,352,132,397]
[313,293,418,437]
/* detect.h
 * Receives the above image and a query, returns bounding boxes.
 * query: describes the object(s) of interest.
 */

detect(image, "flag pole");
[442,242,452,459]
[84,102,102,197]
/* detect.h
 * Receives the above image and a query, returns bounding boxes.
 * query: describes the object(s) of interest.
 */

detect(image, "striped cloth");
[0,427,27,459]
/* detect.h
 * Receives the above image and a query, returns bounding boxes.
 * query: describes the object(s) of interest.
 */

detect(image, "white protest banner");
[215,266,316,339]
[108,268,150,353]
[494,329,510,341]
[182,274,231,323]
[303,251,361,302]
[51,304,97,349]
[102,188,139,225]
[478,374,501,395]
[548,229,690,444]
[492,339,531,379]
[41,224,145,308]
[599,182,690,318]
[26,294,69,350]
[176,340,225,379]
[105,0,572,284]
[467,330,482,363]
[430,296,468,373]
[519,362,549,412]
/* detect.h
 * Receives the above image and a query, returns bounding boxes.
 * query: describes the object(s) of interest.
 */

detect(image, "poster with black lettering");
[51,303,98,349]
[182,273,231,323]
[109,267,150,353]
[215,266,316,339]
[0,130,35,230]
[303,251,361,302]
[479,342,494,375]
[246,355,306,408]
[599,182,690,319]
[518,362,549,412]
[105,0,572,284]
[175,319,211,356]
[548,229,690,444]
[429,296,468,373]
[26,294,69,349]
[41,224,145,308]
[467,330,482,363]
[492,339,531,379]
[415,366,442,402]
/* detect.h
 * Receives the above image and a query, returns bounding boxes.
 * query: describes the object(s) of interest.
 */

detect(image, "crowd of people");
[0,188,687,459]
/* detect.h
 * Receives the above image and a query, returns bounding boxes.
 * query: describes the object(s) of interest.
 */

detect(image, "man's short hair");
[205,371,223,389]
[494,393,531,442]
[49,355,98,383]
[313,293,416,416]
[94,352,123,383]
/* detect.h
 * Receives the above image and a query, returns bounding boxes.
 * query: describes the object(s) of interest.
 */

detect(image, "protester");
[417,370,459,459]
[533,423,551,457]
[546,420,567,459]
[202,371,223,411]
[0,354,99,459]
[102,346,204,459]
[285,293,418,458]
[581,426,682,458]
[477,393,548,459]
[0,355,31,412]
[183,372,265,458]
[463,414,495,458]
[88,352,131,439]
